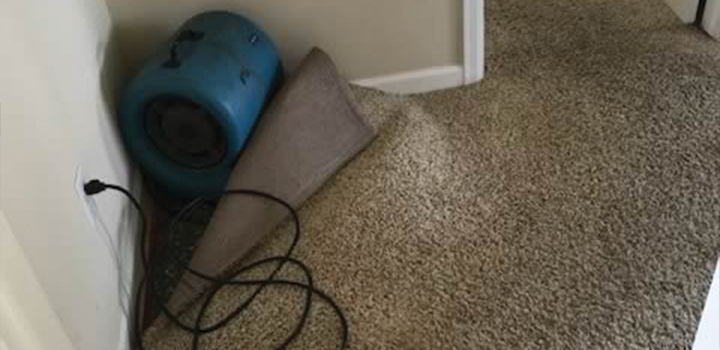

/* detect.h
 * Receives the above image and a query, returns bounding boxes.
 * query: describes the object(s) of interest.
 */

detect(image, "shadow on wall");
[99,28,126,115]
[112,21,172,77]
[96,25,145,349]
[97,25,135,181]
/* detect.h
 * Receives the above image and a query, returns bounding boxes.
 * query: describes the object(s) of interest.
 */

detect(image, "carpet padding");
[143,0,720,348]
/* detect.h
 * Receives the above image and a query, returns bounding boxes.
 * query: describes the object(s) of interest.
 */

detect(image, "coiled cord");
[85,180,348,350]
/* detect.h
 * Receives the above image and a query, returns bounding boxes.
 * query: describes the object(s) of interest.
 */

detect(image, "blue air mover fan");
[119,11,282,198]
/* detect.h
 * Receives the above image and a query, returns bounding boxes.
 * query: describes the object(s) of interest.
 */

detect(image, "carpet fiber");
[143,0,720,348]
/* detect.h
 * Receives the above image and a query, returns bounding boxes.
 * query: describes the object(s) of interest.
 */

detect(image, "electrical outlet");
[74,165,100,228]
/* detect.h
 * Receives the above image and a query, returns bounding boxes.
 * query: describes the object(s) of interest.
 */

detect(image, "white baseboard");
[352,65,465,95]
[352,0,483,94]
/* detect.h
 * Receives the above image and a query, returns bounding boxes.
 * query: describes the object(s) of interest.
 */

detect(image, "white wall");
[702,0,720,39]
[693,259,720,350]
[0,212,75,350]
[664,0,699,23]
[0,0,138,349]
[104,0,463,80]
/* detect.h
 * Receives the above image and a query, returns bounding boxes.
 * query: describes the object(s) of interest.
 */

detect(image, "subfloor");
[144,0,720,348]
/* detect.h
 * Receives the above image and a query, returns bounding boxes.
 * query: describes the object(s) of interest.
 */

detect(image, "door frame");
[701,0,720,39]
[464,0,484,84]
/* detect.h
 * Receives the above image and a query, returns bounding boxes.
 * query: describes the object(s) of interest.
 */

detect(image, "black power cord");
[85,179,348,350]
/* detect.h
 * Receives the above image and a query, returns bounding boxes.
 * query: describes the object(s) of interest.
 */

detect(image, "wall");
[702,0,720,39]
[0,212,75,350]
[693,259,720,350]
[664,0,699,23]
[0,0,137,349]
[104,0,463,80]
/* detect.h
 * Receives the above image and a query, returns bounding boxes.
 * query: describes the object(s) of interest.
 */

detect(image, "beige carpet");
[144,0,720,348]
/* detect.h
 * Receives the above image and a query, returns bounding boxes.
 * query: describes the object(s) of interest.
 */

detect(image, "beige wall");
[105,0,463,80]
[664,0,699,23]
[0,0,136,349]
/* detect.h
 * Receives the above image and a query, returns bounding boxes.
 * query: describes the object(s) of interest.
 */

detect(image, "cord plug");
[84,179,108,195]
